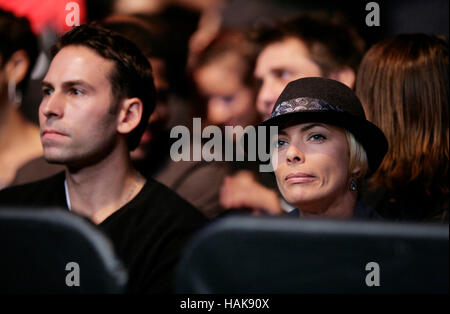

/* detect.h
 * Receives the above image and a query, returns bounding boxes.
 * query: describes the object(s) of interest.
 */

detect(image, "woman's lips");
[285,172,316,183]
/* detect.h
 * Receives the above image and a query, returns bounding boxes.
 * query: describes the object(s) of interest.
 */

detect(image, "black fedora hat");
[258,77,388,174]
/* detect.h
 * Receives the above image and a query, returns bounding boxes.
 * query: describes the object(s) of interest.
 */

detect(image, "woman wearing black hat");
[261,77,388,219]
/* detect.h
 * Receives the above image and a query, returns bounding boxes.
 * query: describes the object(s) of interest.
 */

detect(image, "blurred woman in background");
[0,9,40,189]
[356,34,449,222]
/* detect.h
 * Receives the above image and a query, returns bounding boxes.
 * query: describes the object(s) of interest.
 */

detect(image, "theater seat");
[0,207,127,293]
[175,216,448,293]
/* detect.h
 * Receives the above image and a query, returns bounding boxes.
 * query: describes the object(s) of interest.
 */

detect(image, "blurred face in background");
[131,57,169,161]
[0,61,8,107]
[194,52,260,131]
[255,37,322,120]
[0,49,29,109]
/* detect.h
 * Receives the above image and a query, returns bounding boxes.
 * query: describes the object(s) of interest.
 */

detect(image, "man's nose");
[257,81,281,119]
[39,92,64,119]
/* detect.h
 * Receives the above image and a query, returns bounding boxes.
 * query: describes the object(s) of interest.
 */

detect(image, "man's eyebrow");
[41,80,95,91]
[271,67,289,74]
[41,81,53,89]
[61,80,94,90]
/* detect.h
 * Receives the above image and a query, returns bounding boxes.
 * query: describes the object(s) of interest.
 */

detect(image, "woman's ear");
[351,166,362,178]
[5,50,30,84]
[328,66,356,89]
[116,97,143,135]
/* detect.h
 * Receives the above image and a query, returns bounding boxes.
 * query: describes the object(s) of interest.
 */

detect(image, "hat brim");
[244,111,388,175]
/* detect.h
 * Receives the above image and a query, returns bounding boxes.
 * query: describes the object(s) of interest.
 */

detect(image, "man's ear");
[116,97,143,135]
[5,50,30,84]
[328,66,356,89]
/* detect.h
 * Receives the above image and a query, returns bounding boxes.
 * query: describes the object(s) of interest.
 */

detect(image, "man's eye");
[274,69,291,80]
[280,71,291,79]
[41,88,53,96]
[70,88,83,95]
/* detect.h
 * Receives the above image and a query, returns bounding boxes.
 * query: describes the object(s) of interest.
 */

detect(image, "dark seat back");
[0,208,127,293]
[176,216,448,293]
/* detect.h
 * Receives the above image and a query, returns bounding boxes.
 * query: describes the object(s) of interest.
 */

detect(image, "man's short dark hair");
[52,23,156,151]
[253,12,365,76]
[0,9,39,93]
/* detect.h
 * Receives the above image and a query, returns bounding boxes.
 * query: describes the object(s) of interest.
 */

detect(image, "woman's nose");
[285,144,304,164]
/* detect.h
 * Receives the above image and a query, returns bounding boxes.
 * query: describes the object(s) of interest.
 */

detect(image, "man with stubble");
[0,24,207,293]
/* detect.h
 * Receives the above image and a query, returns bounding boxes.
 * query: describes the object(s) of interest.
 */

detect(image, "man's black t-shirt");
[0,172,207,293]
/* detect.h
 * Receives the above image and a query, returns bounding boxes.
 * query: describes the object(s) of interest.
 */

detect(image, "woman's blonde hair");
[345,130,368,181]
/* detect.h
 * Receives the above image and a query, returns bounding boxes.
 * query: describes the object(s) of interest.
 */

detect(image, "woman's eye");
[275,140,288,148]
[309,134,326,142]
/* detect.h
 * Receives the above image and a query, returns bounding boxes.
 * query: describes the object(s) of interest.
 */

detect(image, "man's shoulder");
[0,172,66,207]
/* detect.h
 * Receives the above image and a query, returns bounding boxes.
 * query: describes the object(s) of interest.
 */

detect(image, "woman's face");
[274,122,352,213]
